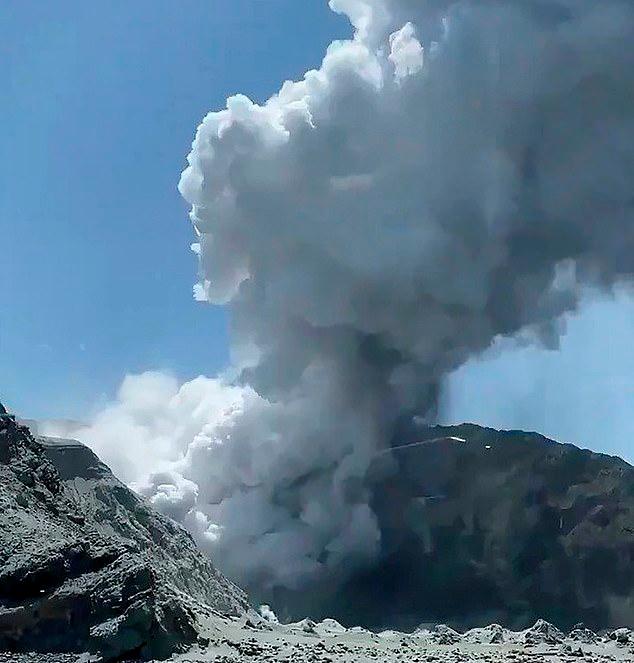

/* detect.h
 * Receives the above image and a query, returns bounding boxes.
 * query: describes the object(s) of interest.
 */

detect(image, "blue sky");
[1,0,349,419]
[442,289,634,461]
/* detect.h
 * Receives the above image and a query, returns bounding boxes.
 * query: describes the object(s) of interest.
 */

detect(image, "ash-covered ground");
[171,616,634,663]
[5,616,634,663]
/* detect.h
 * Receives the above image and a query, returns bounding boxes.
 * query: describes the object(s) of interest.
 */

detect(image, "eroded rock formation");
[0,408,247,661]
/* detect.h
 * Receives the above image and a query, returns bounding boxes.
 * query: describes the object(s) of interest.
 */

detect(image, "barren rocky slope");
[269,424,634,632]
[0,409,247,661]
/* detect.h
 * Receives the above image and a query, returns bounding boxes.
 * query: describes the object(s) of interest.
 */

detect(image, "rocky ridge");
[0,408,247,661]
[270,424,634,632]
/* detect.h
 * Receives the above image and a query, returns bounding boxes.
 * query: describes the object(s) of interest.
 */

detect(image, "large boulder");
[0,412,247,661]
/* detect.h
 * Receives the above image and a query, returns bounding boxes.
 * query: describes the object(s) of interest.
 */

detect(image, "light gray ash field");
[5,615,634,663]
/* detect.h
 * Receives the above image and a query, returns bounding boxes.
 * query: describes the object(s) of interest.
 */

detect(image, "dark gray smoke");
[57,0,634,609]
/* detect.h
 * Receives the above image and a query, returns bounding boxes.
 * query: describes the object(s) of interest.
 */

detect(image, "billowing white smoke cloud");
[42,372,244,484]
[54,0,634,602]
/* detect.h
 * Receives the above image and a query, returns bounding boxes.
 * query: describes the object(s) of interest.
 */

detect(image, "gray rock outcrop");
[0,408,247,661]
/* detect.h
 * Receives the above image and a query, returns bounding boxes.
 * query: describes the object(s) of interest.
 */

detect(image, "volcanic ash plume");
[64,0,634,603]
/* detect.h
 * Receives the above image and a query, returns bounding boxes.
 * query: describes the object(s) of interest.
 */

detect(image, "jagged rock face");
[270,424,634,632]
[0,414,247,661]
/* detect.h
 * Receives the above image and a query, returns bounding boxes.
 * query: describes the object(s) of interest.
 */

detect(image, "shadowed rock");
[269,424,634,632]
[0,410,247,661]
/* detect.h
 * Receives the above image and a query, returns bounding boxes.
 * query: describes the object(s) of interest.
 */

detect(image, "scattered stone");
[569,629,599,644]
[523,619,564,645]
[318,619,347,635]
[164,613,634,663]
[197,635,210,648]
[464,624,509,644]
[609,628,631,644]
[301,619,318,635]
[431,624,463,645]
